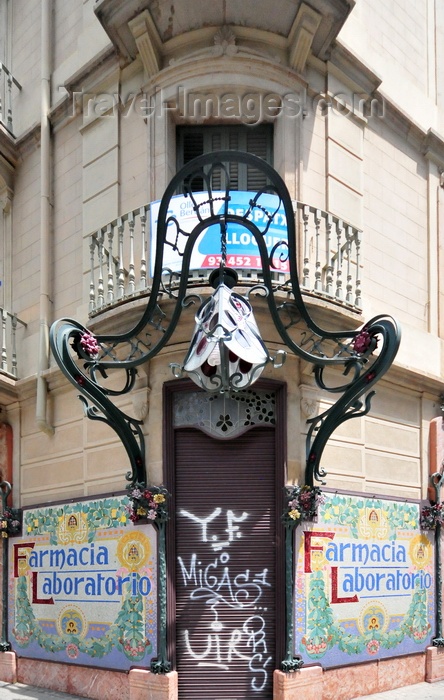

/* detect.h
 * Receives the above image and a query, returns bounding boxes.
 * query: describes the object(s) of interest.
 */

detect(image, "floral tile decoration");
[8,495,157,670]
[295,492,434,667]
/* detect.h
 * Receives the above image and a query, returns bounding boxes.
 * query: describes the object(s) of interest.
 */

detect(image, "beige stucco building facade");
[0,1,444,699]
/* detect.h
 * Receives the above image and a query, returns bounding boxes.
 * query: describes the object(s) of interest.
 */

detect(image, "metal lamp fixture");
[171,262,285,393]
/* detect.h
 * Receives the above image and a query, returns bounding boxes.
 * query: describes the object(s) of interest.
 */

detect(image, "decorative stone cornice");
[328,41,382,97]
[308,0,355,60]
[128,10,162,78]
[0,131,17,181]
[423,129,444,170]
[63,44,119,96]
[0,375,19,406]
[0,185,13,212]
[129,22,287,74]
[14,122,41,161]
[95,0,355,76]
[288,4,322,74]
[0,148,17,192]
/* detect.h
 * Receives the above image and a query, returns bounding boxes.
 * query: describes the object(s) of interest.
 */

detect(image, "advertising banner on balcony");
[295,492,434,668]
[8,495,157,671]
[150,191,289,274]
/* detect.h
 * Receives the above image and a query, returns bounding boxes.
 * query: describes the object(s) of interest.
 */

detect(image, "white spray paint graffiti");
[178,507,272,693]
[180,507,248,551]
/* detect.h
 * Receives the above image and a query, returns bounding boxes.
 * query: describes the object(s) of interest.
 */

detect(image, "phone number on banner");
[201,255,289,271]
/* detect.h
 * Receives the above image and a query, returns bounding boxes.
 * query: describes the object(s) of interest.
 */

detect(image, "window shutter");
[174,427,277,699]
[178,125,273,192]
[246,129,271,190]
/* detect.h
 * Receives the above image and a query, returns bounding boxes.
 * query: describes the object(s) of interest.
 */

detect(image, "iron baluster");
[6,73,12,132]
[335,218,343,300]
[314,208,322,292]
[11,314,18,377]
[0,62,22,135]
[302,204,310,288]
[1,309,7,372]
[97,228,105,308]
[128,212,136,295]
[139,206,147,290]
[106,223,115,303]
[89,235,97,313]
[117,217,125,299]
[345,224,353,304]
[355,229,362,309]
[325,213,333,297]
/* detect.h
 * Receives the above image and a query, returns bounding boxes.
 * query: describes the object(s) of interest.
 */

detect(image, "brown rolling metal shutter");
[175,427,276,700]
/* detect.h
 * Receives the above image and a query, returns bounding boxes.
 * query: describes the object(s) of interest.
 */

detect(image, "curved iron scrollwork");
[50,150,400,488]
[50,321,146,484]
[50,151,400,675]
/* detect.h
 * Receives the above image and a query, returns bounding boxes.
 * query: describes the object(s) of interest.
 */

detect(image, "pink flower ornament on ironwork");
[352,330,378,356]
[79,331,100,358]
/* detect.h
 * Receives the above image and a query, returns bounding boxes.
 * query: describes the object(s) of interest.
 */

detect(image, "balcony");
[0,308,26,391]
[0,62,21,136]
[87,202,362,316]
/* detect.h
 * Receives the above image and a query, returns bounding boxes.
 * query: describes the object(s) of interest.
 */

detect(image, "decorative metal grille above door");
[173,387,276,439]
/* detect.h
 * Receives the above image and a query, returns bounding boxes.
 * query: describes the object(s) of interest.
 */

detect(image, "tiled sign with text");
[9,495,157,670]
[295,493,434,667]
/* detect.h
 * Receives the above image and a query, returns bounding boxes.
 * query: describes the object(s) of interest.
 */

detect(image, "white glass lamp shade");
[182,283,270,392]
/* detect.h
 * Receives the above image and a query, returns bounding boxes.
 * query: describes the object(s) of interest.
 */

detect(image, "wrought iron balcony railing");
[0,62,21,136]
[0,309,26,379]
[88,201,362,315]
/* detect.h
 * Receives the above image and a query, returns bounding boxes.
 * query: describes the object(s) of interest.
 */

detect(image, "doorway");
[165,383,285,700]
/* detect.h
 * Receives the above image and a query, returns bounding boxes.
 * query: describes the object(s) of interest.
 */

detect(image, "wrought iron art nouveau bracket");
[50,151,400,488]
[428,468,444,646]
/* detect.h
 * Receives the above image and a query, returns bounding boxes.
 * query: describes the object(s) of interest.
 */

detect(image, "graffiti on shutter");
[175,427,276,699]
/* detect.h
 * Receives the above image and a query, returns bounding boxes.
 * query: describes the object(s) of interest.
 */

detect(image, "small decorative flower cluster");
[352,330,378,355]
[122,638,150,658]
[79,331,100,358]
[0,507,22,538]
[12,631,31,645]
[282,484,324,527]
[420,502,444,530]
[366,639,380,655]
[126,482,169,523]
[66,643,79,659]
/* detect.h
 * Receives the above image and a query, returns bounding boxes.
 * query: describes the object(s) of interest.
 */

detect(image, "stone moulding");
[95,0,355,76]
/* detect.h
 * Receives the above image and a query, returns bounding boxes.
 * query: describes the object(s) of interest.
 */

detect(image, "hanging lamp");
[172,267,285,392]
